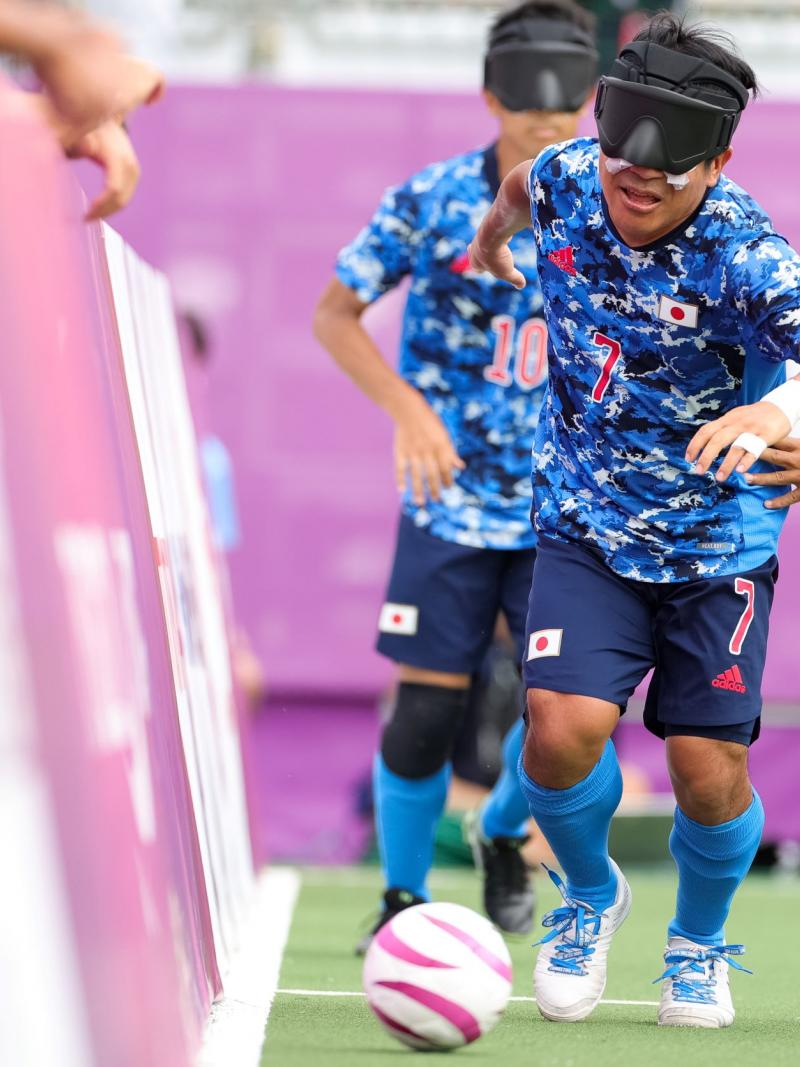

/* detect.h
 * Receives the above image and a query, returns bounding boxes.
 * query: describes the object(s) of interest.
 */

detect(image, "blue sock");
[373,754,450,900]
[518,739,623,911]
[668,791,764,945]
[480,718,530,839]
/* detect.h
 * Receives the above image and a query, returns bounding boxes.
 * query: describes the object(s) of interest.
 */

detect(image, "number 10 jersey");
[528,137,800,583]
[336,146,546,550]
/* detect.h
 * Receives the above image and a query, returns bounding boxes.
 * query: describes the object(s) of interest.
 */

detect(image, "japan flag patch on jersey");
[658,294,699,328]
[527,628,563,660]
[379,603,419,635]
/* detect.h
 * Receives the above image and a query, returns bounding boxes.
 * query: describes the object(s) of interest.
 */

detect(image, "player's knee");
[667,735,751,822]
[525,688,615,767]
[380,682,470,779]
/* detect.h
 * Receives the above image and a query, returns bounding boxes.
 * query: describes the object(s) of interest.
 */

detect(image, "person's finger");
[765,437,797,454]
[424,456,442,502]
[765,485,800,509]
[87,159,139,218]
[441,445,465,474]
[86,184,123,220]
[759,446,795,469]
[145,75,166,106]
[733,448,761,477]
[716,445,748,482]
[685,420,721,464]
[694,426,738,475]
[408,457,426,505]
[467,241,485,273]
[746,467,798,486]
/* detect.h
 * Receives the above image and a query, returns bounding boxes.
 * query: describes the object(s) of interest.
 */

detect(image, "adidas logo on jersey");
[547,246,576,276]
[712,665,747,694]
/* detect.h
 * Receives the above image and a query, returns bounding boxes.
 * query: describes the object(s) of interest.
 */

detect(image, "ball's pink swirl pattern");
[375,980,481,1043]
[423,914,512,982]
[374,922,456,969]
[370,1003,431,1046]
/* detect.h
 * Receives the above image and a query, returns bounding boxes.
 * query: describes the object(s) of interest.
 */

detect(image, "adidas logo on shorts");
[711,665,747,694]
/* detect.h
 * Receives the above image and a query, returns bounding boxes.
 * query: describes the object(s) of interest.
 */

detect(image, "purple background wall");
[109,87,800,856]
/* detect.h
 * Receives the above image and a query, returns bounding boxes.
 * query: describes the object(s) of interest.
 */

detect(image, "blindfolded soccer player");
[314,0,597,951]
[470,10,800,1030]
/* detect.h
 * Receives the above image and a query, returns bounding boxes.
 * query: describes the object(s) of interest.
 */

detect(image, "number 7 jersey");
[336,146,545,550]
[528,137,800,582]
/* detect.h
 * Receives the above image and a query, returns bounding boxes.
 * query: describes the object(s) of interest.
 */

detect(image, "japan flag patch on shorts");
[379,602,419,635]
[527,628,563,660]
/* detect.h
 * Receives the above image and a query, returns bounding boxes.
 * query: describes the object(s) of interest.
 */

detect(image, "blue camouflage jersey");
[336,146,545,550]
[528,137,800,582]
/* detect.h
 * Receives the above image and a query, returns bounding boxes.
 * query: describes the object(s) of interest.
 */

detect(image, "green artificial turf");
[261,867,800,1066]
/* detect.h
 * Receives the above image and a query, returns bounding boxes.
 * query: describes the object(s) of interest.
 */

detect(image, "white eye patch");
[604,156,693,190]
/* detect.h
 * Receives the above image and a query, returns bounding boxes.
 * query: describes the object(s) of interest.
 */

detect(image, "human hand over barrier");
[27,5,163,135]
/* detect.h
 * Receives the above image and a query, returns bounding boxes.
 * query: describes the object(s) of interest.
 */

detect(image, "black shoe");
[465,811,535,935]
[355,887,426,956]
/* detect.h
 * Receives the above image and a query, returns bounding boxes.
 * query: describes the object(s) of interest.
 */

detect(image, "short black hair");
[490,0,596,42]
[632,10,759,99]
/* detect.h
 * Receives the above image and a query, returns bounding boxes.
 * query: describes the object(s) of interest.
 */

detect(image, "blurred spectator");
[180,311,268,711]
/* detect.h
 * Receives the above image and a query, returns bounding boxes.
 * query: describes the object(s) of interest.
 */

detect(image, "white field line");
[276,989,659,1008]
[197,868,301,1067]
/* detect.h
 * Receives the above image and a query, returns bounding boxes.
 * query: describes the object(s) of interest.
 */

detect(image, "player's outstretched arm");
[468,160,533,290]
[313,278,464,505]
[686,374,800,483]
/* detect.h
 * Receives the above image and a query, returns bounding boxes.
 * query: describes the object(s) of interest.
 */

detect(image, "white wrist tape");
[762,378,800,429]
[733,432,768,459]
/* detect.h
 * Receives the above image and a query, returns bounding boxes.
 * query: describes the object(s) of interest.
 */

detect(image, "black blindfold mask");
[484,18,597,113]
[595,41,749,174]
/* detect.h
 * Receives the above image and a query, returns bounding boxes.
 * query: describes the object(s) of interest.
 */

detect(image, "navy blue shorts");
[376,514,535,673]
[523,537,778,746]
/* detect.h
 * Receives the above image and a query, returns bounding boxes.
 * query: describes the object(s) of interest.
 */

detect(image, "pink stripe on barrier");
[375,922,455,969]
[423,915,512,983]
[370,1004,430,1045]
[376,980,481,1044]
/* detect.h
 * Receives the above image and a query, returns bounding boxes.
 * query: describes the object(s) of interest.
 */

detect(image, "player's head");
[596,11,758,247]
[483,1,597,158]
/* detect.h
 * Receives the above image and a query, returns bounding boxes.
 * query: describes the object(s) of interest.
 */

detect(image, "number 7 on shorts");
[729,578,755,656]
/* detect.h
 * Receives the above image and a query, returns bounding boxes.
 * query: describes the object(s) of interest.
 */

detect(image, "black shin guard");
[380,683,470,779]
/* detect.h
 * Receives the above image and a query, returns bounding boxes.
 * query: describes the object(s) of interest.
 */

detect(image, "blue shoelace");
[654,944,752,1004]
[534,866,608,977]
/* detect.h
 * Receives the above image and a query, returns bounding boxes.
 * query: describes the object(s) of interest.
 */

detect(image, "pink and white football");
[362,901,512,1050]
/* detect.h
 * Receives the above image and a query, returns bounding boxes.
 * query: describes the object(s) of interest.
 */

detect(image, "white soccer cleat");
[656,937,751,1029]
[533,860,632,1023]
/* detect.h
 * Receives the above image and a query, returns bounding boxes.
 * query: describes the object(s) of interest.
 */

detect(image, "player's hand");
[744,437,800,509]
[467,237,525,290]
[392,394,465,505]
[68,121,142,220]
[686,401,793,482]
